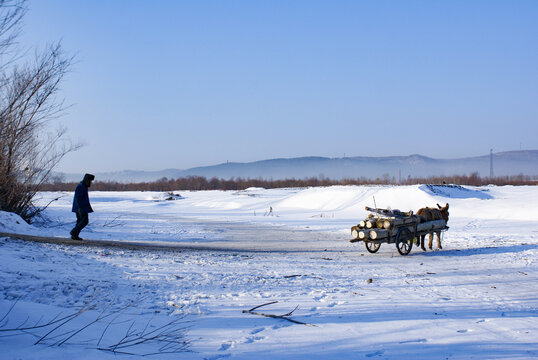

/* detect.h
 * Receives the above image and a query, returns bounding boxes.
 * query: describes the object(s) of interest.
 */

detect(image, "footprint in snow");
[244,336,264,344]
[219,341,235,351]
[328,301,346,308]
[250,327,265,335]
[366,350,385,357]
[272,323,291,330]
[313,294,328,302]
[457,329,470,333]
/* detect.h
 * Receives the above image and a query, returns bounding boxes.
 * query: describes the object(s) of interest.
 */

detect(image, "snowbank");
[0,211,37,234]
[419,184,493,199]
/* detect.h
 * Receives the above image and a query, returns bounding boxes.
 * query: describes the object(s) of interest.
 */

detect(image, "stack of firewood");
[350,207,445,242]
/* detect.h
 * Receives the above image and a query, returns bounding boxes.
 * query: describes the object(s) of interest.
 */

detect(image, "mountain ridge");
[58,150,538,183]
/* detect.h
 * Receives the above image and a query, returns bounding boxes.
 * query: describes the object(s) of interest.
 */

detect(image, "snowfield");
[1,185,537,359]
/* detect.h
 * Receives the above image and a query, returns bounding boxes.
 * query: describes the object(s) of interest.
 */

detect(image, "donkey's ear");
[445,203,449,209]
[437,203,441,209]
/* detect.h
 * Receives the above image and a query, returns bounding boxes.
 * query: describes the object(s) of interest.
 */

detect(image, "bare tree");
[0,0,25,68]
[0,0,78,222]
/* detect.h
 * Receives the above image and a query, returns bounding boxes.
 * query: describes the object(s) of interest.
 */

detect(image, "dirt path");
[0,224,350,254]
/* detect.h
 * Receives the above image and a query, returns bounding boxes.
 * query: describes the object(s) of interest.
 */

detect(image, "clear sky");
[21,0,538,173]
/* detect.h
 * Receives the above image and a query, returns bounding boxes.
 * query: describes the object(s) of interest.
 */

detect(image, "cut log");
[366,219,378,229]
[349,230,371,242]
[416,219,446,232]
[383,215,422,229]
[368,220,446,240]
[376,219,385,229]
[350,226,372,241]
[359,220,367,228]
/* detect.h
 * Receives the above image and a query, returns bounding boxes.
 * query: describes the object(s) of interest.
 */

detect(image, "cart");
[349,206,449,255]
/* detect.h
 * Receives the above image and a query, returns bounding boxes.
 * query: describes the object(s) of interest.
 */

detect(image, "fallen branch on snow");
[102,216,125,228]
[0,296,191,356]
[242,301,315,327]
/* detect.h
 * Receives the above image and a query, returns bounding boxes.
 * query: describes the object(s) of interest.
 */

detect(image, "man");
[70,173,95,240]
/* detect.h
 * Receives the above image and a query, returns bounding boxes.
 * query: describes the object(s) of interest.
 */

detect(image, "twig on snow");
[242,301,315,327]
[97,315,191,355]
[0,295,191,356]
[103,216,124,228]
[0,298,19,325]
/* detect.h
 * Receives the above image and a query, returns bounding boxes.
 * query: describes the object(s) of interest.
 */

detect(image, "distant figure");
[70,173,95,240]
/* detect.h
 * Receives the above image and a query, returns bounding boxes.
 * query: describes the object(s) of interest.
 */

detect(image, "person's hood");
[82,173,95,187]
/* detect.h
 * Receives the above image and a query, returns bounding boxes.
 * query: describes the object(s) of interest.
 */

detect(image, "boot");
[70,231,83,241]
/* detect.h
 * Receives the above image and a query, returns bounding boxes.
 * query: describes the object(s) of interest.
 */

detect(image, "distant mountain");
[59,150,538,183]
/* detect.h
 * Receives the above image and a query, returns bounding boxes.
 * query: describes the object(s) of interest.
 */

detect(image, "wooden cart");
[349,207,449,255]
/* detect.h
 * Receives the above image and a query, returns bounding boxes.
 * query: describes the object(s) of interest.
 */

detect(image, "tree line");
[39,173,536,192]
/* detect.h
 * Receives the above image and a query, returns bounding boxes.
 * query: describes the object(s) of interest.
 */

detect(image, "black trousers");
[71,211,89,236]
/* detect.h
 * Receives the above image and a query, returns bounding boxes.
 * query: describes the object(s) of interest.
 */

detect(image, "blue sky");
[22,0,538,173]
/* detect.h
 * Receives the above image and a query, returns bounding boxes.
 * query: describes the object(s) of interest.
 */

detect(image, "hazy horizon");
[59,148,535,174]
[55,150,537,184]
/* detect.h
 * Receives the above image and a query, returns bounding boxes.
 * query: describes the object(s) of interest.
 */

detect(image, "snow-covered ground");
[1,185,537,359]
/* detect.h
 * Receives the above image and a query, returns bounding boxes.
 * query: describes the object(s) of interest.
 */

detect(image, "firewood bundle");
[350,206,445,242]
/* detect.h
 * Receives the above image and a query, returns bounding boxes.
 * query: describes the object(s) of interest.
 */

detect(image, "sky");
[19,0,538,173]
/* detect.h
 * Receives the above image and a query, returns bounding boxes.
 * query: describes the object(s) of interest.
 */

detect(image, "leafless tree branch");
[243,301,315,326]
[0,296,191,356]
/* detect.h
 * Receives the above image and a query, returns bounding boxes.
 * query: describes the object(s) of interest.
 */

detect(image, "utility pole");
[489,149,494,178]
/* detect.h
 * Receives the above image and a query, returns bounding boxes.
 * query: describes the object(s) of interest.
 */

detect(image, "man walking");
[70,173,95,240]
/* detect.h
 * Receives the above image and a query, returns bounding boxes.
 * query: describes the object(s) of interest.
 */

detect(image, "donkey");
[417,203,449,251]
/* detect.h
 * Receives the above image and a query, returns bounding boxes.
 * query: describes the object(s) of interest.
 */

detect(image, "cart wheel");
[364,241,381,253]
[396,228,413,256]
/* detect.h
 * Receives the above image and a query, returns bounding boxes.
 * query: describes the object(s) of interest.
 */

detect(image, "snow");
[1,185,537,359]
[0,210,36,234]
[419,184,493,199]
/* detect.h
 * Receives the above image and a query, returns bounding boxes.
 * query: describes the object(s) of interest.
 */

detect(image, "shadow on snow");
[412,244,538,257]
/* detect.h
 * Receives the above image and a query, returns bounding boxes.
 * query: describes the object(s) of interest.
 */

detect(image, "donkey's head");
[436,203,449,223]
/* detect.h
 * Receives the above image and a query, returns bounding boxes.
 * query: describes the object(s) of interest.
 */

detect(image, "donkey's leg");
[420,234,427,251]
[428,233,434,249]
[436,231,443,249]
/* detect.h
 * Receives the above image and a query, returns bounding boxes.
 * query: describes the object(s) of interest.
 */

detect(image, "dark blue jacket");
[72,181,93,213]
